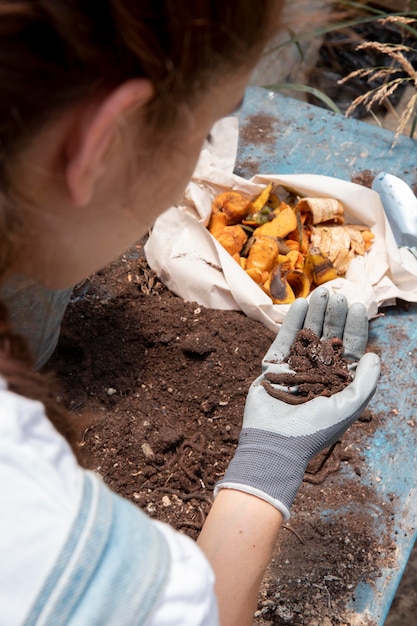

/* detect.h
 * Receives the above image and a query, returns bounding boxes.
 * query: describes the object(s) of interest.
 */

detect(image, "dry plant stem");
[282,524,305,545]
[339,15,417,140]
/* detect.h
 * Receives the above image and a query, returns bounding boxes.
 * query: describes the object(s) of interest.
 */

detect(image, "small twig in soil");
[282,524,305,544]
[312,582,331,609]
[78,427,90,447]
[196,505,206,526]
[163,472,174,486]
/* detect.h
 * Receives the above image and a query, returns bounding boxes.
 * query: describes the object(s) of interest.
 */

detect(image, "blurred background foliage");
[251,0,417,138]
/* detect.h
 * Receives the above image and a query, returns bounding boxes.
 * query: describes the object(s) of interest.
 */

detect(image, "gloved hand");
[215,287,380,520]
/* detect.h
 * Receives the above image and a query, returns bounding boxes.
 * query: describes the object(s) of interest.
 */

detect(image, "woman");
[0,2,380,625]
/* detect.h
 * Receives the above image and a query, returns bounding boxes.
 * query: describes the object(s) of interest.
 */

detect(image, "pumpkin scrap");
[207,185,374,304]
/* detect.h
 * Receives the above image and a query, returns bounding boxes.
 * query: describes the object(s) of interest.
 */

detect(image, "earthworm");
[265,370,350,385]
[159,487,213,507]
[177,521,202,531]
[157,488,211,532]
[265,372,330,385]
[177,456,200,482]
[330,367,351,380]
[177,436,205,483]
[303,443,342,484]
[179,492,213,507]
[261,380,308,404]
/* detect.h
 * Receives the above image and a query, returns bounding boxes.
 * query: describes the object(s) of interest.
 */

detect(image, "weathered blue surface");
[352,304,417,622]
[236,86,417,624]
[236,86,417,188]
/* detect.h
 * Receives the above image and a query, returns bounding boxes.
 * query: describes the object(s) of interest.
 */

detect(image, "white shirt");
[0,382,219,625]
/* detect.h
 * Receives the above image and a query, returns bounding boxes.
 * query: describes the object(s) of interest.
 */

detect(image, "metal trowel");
[372,172,417,258]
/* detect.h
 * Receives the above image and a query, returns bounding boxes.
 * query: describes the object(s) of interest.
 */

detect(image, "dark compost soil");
[45,241,397,626]
[263,329,352,405]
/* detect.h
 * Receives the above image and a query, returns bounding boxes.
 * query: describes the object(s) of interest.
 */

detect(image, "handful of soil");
[262,328,353,404]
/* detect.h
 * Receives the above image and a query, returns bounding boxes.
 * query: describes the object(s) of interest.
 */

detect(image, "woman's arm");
[197,489,282,626]
[198,288,380,626]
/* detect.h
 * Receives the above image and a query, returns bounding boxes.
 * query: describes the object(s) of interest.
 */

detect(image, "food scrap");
[207,184,374,304]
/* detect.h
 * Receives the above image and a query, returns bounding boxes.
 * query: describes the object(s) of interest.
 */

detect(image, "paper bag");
[145,121,417,332]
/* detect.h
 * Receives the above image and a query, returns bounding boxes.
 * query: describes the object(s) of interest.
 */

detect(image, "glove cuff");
[214,482,291,521]
[214,428,309,519]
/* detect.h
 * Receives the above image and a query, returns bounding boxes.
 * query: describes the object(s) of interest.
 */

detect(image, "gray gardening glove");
[215,287,380,520]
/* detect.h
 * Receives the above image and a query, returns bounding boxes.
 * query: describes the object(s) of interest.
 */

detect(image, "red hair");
[0,0,284,443]
[0,1,283,187]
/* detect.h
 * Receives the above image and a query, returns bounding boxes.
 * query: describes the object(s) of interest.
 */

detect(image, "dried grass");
[338,15,417,142]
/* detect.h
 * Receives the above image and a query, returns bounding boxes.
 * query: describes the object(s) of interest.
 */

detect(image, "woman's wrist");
[197,489,283,626]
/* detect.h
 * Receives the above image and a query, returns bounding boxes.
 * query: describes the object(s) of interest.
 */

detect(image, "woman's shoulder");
[0,381,84,506]
[0,384,218,625]
[0,383,85,623]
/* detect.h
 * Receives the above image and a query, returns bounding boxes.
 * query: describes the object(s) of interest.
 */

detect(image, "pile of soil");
[45,241,396,626]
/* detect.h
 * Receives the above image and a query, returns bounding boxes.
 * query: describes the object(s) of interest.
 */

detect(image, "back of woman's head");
[0,0,284,436]
[0,0,283,189]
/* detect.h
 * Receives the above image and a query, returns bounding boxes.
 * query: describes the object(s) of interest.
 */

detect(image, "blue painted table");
[236,86,417,624]
[236,86,417,187]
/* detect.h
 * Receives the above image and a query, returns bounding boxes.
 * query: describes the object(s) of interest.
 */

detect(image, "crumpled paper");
[145,118,417,332]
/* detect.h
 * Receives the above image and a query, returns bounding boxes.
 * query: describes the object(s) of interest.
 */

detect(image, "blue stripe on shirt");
[24,471,170,625]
